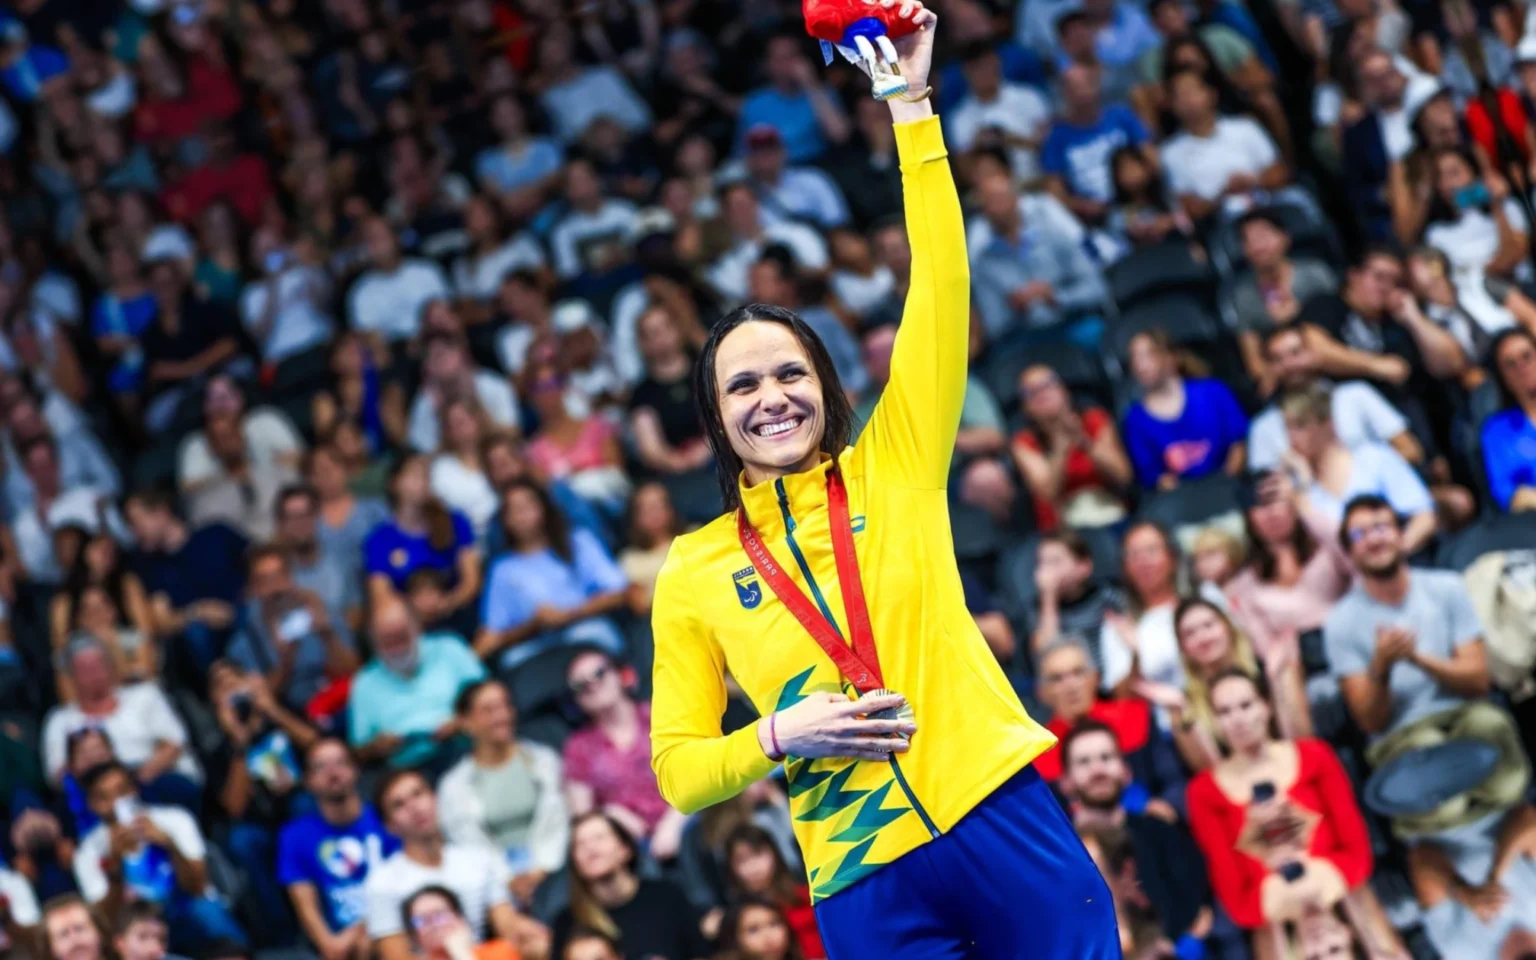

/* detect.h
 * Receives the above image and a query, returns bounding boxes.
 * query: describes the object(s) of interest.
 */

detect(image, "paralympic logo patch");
[733,566,762,609]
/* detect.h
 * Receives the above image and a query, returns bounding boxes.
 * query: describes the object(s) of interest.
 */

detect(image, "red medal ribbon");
[736,469,883,695]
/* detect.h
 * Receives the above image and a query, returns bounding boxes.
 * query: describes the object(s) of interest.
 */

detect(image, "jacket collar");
[737,453,836,539]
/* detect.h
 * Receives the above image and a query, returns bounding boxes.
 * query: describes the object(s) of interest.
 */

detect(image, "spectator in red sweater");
[722,825,823,960]
[161,126,274,226]
[133,30,242,149]
[1186,669,1403,954]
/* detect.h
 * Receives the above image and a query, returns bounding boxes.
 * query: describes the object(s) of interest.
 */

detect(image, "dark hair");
[1121,521,1180,614]
[198,939,251,960]
[1162,36,1248,117]
[1338,494,1399,551]
[568,812,642,939]
[1040,528,1095,566]
[18,432,58,465]
[1236,208,1288,238]
[694,303,855,511]
[714,897,806,960]
[80,760,132,797]
[453,677,506,716]
[301,736,352,773]
[1056,9,1091,35]
[501,477,573,563]
[1261,323,1306,357]
[125,488,179,517]
[723,824,801,903]
[387,455,456,552]
[245,542,289,577]
[1242,479,1318,582]
[400,884,464,941]
[1487,326,1536,410]
[114,901,167,936]
[959,40,998,64]
[1207,664,1265,704]
[275,483,319,519]
[1109,144,1171,210]
[1350,243,1402,274]
[624,481,680,550]
[1424,145,1485,225]
[1059,718,1119,769]
[373,767,429,818]
[63,533,129,632]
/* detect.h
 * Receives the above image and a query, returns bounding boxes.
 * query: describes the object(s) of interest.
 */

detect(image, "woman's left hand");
[882,0,938,91]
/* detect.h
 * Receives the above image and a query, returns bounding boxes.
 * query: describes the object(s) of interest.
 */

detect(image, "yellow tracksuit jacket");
[650,115,1056,903]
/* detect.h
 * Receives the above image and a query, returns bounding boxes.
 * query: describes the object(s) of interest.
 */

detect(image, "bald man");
[346,597,486,765]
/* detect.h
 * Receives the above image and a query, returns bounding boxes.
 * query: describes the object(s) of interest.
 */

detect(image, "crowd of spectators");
[0,0,1534,959]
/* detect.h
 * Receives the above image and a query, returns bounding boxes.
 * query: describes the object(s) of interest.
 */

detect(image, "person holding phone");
[1185,670,1404,957]
[71,761,247,954]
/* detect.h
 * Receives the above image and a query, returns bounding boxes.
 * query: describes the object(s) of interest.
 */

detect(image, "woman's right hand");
[760,692,916,762]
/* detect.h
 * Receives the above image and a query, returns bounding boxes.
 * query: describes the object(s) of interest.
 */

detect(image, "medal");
[859,687,915,740]
[739,469,912,728]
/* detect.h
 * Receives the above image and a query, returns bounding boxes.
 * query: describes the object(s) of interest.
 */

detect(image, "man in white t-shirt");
[42,636,203,788]
[1248,326,1416,470]
[549,158,639,281]
[406,336,519,453]
[346,217,450,342]
[73,761,245,953]
[1161,68,1288,218]
[947,42,1051,180]
[366,769,544,960]
[706,182,829,304]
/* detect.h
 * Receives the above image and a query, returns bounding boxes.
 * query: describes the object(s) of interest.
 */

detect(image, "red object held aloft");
[803,0,919,44]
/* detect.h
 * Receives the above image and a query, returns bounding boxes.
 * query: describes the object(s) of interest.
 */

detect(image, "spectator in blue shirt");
[279,737,399,960]
[1041,65,1153,226]
[1082,0,1161,70]
[1482,327,1536,512]
[346,597,485,774]
[0,36,69,103]
[476,479,629,672]
[473,94,563,212]
[736,33,850,164]
[363,455,481,626]
[1122,329,1249,490]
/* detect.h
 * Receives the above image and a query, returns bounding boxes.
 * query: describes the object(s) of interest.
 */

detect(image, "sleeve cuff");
[729,720,781,783]
[894,114,948,169]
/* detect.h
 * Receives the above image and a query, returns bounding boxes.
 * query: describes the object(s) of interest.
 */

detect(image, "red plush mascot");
[804,0,918,99]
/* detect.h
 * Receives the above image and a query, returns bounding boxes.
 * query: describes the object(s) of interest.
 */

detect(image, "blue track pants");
[814,765,1121,959]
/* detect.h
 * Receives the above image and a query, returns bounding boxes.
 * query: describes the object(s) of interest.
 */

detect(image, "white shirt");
[12,491,130,584]
[240,265,335,364]
[430,454,499,538]
[365,843,511,940]
[1248,381,1410,470]
[347,259,450,341]
[407,370,520,453]
[452,235,545,302]
[832,267,896,318]
[73,804,208,903]
[551,200,639,280]
[43,682,202,783]
[948,84,1052,181]
[178,408,303,491]
[1101,603,1184,728]
[707,222,831,305]
[754,167,851,230]
[1162,117,1280,202]
[0,866,40,927]
[1424,199,1528,282]
[541,66,653,144]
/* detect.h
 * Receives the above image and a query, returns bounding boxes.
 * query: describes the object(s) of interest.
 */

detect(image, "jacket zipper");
[774,480,941,840]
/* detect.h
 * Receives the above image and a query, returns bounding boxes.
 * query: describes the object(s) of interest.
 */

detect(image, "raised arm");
[851,4,968,491]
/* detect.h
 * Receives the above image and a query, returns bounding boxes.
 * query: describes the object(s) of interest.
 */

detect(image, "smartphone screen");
[113,796,140,826]
[1251,781,1277,803]
[277,607,314,643]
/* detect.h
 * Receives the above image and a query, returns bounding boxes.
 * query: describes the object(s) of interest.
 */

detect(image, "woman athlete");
[649,3,1119,957]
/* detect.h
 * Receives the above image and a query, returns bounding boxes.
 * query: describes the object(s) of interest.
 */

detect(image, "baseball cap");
[744,124,783,149]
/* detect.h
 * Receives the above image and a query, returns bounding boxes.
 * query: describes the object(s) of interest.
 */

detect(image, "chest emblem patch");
[732,566,762,609]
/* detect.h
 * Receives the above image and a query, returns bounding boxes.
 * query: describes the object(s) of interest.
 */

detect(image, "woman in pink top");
[1225,470,1354,658]
[524,365,630,514]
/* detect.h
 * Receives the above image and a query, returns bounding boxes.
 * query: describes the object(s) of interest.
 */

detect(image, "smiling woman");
[647,3,1119,957]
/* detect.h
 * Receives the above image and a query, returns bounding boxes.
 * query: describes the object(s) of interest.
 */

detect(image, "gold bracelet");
[895,85,932,103]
